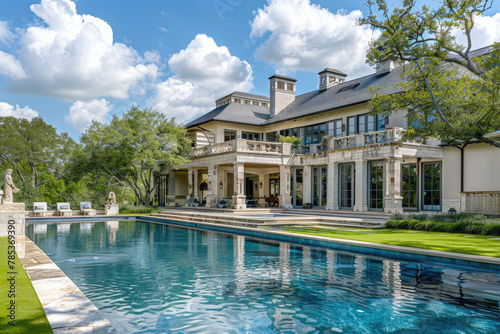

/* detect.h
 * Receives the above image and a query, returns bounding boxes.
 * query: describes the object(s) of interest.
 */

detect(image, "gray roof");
[186,103,271,128]
[269,74,297,82]
[262,65,405,125]
[187,65,405,129]
[217,91,270,102]
[447,45,493,61]
[319,68,348,77]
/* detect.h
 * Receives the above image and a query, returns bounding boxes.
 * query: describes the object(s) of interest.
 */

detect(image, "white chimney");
[269,74,296,118]
[319,68,347,91]
[376,59,404,75]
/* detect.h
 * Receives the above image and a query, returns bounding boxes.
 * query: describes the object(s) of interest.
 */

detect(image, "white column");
[206,165,218,208]
[327,162,339,210]
[354,159,368,212]
[233,163,247,209]
[279,165,292,209]
[384,158,404,214]
[187,168,194,201]
[193,168,199,200]
[167,170,176,206]
[303,165,312,206]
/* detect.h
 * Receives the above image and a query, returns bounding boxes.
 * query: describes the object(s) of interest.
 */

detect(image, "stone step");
[152,211,381,228]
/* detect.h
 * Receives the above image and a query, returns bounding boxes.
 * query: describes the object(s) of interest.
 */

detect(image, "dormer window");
[277,81,285,90]
[234,99,241,103]
[287,83,294,91]
[244,100,250,105]
[253,101,259,106]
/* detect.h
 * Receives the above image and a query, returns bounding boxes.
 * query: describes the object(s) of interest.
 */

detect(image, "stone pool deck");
[20,238,116,333]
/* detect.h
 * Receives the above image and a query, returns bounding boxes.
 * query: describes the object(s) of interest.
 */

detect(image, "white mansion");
[158,47,500,216]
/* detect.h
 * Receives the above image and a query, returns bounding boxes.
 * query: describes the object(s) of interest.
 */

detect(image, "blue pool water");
[27,221,500,333]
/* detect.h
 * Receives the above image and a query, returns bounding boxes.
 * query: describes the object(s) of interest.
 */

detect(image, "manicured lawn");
[281,227,500,258]
[0,237,52,334]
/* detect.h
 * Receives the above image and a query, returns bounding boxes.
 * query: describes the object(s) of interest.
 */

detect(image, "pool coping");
[19,237,117,333]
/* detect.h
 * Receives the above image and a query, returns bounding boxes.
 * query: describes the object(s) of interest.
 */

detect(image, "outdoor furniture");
[33,202,48,217]
[217,200,228,209]
[80,202,97,216]
[246,199,257,208]
[56,202,73,216]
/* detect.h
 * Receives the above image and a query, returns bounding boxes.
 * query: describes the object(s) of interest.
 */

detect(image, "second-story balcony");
[190,128,408,158]
[191,139,292,158]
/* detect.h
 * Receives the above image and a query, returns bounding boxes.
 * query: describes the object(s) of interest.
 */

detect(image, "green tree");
[0,116,78,202]
[359,0,500,149]
[79,106,191,204]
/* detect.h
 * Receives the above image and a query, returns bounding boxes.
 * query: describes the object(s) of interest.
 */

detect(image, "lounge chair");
[33,202,48,217]
[80,202,97,216]
[56,203,73,216]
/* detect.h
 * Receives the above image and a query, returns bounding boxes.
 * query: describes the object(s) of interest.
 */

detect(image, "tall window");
[369,162,384,210]
[402,164,418,210]
[242,132,260,141]
[305,126,312,145]
[347,116,356,136]
[423,162,441,211]
[224,130,236,142]
[328,119,343,138]
[266,132,278,142]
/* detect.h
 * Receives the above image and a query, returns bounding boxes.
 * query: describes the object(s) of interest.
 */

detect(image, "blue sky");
[1,0,499,140]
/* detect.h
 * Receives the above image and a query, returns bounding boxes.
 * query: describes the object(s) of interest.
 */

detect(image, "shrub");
[386,218,500,236]
[279,135,301,146]
[119,204,163,214]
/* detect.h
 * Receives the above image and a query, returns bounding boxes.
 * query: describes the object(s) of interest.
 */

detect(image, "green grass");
[281,227,500,258]
[0,238,52,333]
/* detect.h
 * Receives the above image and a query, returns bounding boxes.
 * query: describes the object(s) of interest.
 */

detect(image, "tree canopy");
[0,116,77,202]
[78,106,191,204]
[359,0,500,148]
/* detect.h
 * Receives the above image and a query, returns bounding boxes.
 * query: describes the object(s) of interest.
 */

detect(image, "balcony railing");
[191,139,291,158]
[329,128,404,151]
[190,128,404,158]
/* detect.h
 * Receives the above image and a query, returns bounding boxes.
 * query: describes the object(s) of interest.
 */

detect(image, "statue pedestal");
[0,203,26,258]
[105,204,119,216]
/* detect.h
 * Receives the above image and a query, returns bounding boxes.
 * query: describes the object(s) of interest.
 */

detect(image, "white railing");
[192,146,208,157]
[211,141,234,154]
[243,141,283,154]
[326,128,404,151]
[190,129,405,158]
[190,139,290,158]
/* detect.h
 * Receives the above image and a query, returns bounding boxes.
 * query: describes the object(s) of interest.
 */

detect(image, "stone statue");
[3,169,19,204]
[108,191,117,205]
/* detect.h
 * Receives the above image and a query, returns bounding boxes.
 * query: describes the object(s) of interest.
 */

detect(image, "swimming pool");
[27,221,500,333]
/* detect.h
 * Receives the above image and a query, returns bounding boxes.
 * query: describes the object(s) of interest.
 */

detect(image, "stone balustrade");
[190,129,405,158]
[190,139,291,158]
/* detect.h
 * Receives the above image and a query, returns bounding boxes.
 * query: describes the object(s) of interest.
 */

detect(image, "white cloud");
[150,34,253,123]
[0,21,13,45]
[0,51,27,79]
[0,102,39,119]
[452,13,500,49]
[250,0,380,78]
[4,0,157,100]
[66,99,112,132]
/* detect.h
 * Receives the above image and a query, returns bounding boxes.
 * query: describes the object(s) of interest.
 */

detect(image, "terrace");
[190,127,408,158]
